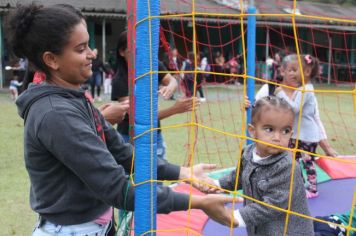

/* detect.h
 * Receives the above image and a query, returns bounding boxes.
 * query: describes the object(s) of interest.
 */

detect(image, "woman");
[7,3,238,235]
[112,31,200,159]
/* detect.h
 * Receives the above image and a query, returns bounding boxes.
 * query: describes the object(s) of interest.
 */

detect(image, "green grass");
[0,84,355,233]
[161,84,356,167]
[0,93,36,235]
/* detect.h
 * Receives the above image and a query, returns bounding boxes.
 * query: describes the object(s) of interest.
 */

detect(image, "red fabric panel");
[129,183,209,236]
[156,183,208,236]
[316,156,356,179]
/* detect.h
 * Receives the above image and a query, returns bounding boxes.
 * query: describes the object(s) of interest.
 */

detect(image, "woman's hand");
[172,97,200,114]
[191,194,242,227]
[159,84,175,100]
[158,97,200,120]
[99,101,130,125]
[159,73,178,99]
[179,163,222,193]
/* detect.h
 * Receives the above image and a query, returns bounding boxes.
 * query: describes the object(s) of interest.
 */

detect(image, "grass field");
[0,84,355,234]
[0,92,35,234]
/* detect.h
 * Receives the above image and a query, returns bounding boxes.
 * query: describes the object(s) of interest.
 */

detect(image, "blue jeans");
[33,219,111,236]
[121,132,166,160]
[90,71,102,98]
[313,215,348,236]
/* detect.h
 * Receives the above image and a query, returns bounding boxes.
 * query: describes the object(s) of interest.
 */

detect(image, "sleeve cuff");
[157,158,180,180]
[172,191,190,211]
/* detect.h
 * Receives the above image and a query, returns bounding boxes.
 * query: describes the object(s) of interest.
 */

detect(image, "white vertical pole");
[265,27,270,79]
[328,36,332,85]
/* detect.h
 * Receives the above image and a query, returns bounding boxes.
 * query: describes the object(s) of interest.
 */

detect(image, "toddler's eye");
[263,127,273,133]
[282,128,292,135]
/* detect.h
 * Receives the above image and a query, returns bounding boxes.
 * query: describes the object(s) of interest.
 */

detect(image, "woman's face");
[50,22,95,88]
[119,47,129,62]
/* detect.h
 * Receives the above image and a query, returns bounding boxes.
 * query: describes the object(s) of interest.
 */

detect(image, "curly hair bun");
[7,3,42,57]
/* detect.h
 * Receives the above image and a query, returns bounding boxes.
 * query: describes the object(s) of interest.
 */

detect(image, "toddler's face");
[249,107,294,157]
[283,60,302,87]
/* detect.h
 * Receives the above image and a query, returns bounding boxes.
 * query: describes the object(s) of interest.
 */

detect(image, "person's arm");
[98,101,129,125]
[244,84,270,110]
[158,61,177,99]
[190,194,241,227]
[180,61,186,79]
[319,139,338,157]
[238,160,297,227]
[314,107,327,140]
[219,167,242,191]
[179,162,242,227]
[14,81,23,86]
[158,97,200,120]
[111,72,129,102]
[314,101,338,157]
[254,84,269,103]
[99,60,110,74]
[101,112,240,224]
[275,87,304,113]
[159,73,177,100]
[315,115,338,157]
[39,107,240,224]
[100,110,181,179]
[219,148,245,191]
[38,108,135,210]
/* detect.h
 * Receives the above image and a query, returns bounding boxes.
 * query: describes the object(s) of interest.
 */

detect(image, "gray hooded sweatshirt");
[219,144,314,236]
[16,83,189,225]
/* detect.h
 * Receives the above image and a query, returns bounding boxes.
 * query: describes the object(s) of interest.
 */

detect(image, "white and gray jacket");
[219,144,314,236]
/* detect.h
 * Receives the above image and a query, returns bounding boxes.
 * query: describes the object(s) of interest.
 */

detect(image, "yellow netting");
[127,0,356,235]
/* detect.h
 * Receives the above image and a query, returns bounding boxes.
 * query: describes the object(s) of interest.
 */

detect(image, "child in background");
[103,64,113,95]
[213,96,313,236]
[9,77,22,101]
[181,52,205,101]
[275,54,323,198]
[255,54,299,100]
[248,54,337,158]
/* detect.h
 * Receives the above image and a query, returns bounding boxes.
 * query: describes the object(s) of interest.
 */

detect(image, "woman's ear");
[248,124,256,139]
[42,52,59,70]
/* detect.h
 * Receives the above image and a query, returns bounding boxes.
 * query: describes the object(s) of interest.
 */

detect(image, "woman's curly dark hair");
[6,3,84,77]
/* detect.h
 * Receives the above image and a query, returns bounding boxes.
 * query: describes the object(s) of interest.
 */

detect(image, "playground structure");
[125,0,356,235]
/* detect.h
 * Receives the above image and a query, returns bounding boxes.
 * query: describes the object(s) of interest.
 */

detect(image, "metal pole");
[328,36,332,85]
[246,3,256,145]
[0,16,3,89]
[88,20,95,50]
[102,18,106,63]
[265,27,270,80]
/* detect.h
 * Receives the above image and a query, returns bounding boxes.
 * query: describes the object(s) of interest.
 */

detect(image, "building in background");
[0,0,356,87]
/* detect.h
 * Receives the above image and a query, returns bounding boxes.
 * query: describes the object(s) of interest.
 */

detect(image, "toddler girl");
[276,54,322,198]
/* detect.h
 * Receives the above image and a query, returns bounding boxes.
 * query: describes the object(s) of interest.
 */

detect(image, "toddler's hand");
[244,95,251,109]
